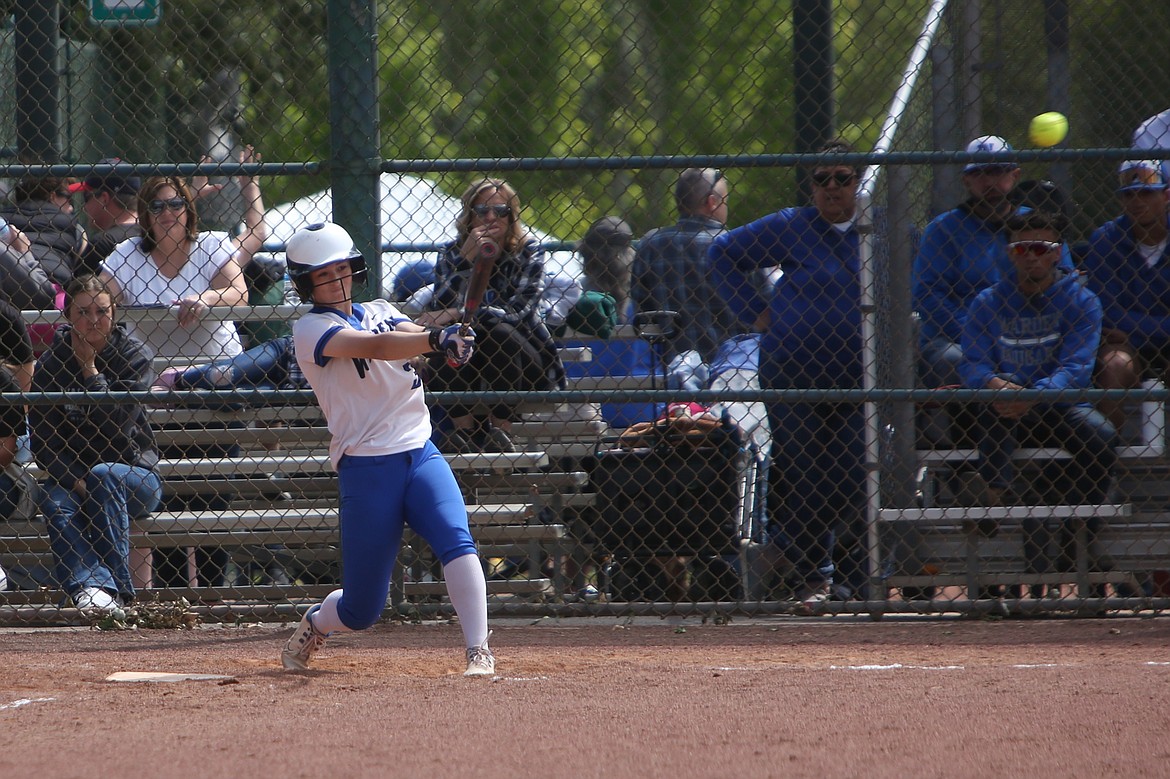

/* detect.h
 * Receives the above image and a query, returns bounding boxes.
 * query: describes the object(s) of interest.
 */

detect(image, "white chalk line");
[711,661,1170,673]
[1,697,55,711]
[831,663,965,671]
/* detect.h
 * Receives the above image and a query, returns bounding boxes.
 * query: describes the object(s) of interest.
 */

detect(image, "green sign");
[89,0,161,28]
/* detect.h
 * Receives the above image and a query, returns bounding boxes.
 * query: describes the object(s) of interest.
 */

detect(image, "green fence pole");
[14,0,60,163]
[793,0,834,202]
[327,0,382,298]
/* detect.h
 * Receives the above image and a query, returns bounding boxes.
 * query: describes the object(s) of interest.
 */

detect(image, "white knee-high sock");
[443,553,489,648]
[309,588,351,635]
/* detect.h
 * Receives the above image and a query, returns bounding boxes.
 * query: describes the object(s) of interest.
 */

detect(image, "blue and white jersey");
[293,299,431,469]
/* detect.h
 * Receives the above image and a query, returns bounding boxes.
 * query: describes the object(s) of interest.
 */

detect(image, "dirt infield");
[2,616,1168,778]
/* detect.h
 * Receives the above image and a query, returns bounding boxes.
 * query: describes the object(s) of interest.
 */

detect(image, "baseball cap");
[579,216,633,255]
[67,157,141,195]
[1117,159,1168,193]
[963,135,1018,173]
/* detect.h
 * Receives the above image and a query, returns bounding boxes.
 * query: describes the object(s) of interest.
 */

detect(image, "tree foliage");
[48,0,930,241]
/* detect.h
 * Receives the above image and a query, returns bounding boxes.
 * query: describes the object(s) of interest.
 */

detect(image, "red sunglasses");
[1007,240,1061,257]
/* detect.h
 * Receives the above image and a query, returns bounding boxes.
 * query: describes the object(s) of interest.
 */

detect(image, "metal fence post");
[328,0,382,297]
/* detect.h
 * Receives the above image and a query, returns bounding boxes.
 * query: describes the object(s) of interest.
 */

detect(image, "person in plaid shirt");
[417,178,564,453]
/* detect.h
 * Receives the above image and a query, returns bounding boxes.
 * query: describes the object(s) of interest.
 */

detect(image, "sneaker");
[73,587,118,614]
[153,367,183,390]
[281,604,328,671]
[793,581,831,616]
[464,631,495,678]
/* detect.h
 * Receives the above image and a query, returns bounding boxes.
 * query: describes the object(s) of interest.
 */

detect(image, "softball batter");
[280,222,494,677]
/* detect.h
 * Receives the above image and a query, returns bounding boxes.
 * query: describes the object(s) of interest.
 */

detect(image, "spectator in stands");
[30,275,162,615]
[632,168,736,390]
[99,148,266,362]
[0,218,59,312]
[391,258,438,316]
[154,334,305,395]
[580,215,636,324]
[1083,160,1170,431]
[710,138,866,611]
[960,211,1116,596]
[73,158,143,276]
[100,160,264,586]
[418,177,564,453]
[913,135,1075,390]
[279,221,493,676]
[0,298,36,393]
[0,300,35,522]
[0,176,88,290]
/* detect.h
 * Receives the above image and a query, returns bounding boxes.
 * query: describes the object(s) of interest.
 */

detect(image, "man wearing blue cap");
[913,135,1075,393]
[73,158,142,275]
[1083,160,1170,430]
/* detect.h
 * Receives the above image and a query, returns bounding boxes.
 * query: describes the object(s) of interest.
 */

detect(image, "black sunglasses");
[811,170,857,188]
[471,203,512,219]
[1008,240,1062,257]
[148,197,187,215]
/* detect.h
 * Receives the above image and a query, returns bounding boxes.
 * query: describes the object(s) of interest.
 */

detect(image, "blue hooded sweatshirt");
[914,203,1075,347]
[959,269,1102,407]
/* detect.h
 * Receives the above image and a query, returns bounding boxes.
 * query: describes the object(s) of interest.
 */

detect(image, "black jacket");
[30,323,159,487]
[0,244,57,310]
[0,199,86,287]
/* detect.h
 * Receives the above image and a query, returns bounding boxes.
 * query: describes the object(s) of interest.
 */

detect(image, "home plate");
[106,671,235,683]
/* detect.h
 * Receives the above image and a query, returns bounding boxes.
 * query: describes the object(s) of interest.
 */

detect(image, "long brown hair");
[137,176,199,251]
[455,178,526,255]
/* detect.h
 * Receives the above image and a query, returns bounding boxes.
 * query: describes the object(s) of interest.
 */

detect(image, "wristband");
[428,327,442,352]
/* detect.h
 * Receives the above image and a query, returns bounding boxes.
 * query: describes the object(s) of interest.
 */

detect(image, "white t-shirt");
[293,299,432,469]
[1139,239,1168,268]
[103,232,243,361]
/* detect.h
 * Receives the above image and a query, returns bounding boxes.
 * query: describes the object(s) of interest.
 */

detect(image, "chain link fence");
[2,0,1170,624]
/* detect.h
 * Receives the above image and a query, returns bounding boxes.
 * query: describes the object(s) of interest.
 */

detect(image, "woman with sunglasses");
[97,158,265,589]
[417,177,564,453]
[710,139,869,611]
[98,150,266,363]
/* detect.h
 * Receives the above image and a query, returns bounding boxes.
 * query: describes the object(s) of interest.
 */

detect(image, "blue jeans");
[175,335,295,392]
[976,403,1118,503]
[41,463,163,602]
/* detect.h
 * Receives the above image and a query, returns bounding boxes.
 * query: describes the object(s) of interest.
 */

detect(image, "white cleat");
[282,605,328,671]
[464,630,495,678]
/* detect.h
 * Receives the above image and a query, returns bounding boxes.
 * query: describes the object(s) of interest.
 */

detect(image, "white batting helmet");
[285,222,368,301]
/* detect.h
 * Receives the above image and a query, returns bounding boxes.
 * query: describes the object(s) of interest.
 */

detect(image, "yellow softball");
[1029,112,1068,148]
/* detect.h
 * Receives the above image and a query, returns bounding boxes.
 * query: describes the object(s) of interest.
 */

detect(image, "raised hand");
[191,155,226,200]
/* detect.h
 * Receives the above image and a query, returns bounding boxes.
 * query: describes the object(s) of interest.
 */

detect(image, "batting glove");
[430,324,476,367]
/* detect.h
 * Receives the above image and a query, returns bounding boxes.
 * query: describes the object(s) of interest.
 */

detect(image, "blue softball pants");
[334,440,477,630]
